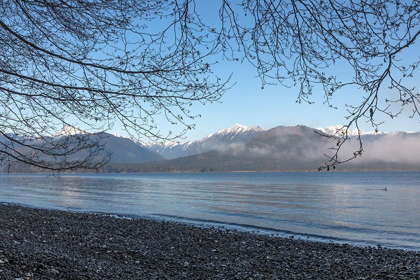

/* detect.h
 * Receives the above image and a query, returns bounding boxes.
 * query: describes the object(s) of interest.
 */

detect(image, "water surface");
[0,172,419,250]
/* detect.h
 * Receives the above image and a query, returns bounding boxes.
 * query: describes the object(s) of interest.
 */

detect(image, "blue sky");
[110,1,420,142]
[172,61,419,142]
[110,55,420,142]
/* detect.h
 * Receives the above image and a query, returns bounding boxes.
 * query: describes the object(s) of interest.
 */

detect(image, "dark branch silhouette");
[1,0,419,171]
[0,0,227,171]
[218,0,420,170]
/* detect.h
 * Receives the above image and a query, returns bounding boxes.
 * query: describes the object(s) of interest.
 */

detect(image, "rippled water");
[0,172,419,250]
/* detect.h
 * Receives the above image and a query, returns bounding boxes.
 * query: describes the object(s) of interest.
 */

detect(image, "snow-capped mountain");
[317,125,416,139]
[1,126,87,143]
[316,125,385,137]
[143,124,266,159]
[55,126,87,136]
[140,123,420,160]
[203,123,265,141]
[135,124,420,172]
[5,123,420,172]
[195,124,266,145]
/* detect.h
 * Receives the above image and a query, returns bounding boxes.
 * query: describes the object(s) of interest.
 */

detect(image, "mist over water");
[336,136,420,165]
[0,172,419,250]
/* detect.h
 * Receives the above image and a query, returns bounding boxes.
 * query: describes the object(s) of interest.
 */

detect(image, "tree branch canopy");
[0,0,227,171]
[218,0,420,169]
[1,0,419,171]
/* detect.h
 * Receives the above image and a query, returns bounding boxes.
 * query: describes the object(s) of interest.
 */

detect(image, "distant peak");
[232,123,248,129]
[56,126,86,136]
[317,125,384,136]
[110,132,131,139]
[218,123,248,131]
[214,124,265,135]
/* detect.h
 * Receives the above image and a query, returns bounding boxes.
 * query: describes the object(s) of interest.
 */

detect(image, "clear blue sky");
[171,62,420,142]
[110,1,420,142]
[110,57,420,142]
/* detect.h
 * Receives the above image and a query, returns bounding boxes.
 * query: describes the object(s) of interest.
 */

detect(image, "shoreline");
[3,200,416,252]
[0,204,419,279]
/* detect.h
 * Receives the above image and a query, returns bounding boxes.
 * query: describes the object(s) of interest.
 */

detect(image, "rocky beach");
[0,203,419,279]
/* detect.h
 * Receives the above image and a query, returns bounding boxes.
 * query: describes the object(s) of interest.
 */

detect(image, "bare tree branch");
[1,0,419,171]
[0,0,227,171]
[218,0,420,170]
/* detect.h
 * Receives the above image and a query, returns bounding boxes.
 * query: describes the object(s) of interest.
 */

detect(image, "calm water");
[0,172,419,250]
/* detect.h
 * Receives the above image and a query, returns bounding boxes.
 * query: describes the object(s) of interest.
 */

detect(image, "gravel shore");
[0,203,419,279]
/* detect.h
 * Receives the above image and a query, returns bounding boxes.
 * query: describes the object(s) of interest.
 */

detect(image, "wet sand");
[0,203,419,279]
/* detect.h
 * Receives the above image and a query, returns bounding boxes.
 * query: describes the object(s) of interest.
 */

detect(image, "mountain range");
[140,124,265,159]
[112,124,420,172]
[4,124,420,172]
[123,125,418,172]
[1,132,163,173]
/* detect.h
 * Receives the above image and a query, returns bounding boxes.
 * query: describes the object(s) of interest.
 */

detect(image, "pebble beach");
[0,203,419,279]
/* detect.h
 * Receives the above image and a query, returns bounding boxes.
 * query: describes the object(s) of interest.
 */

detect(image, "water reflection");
[0,172,419,250]
[58,177,83,208]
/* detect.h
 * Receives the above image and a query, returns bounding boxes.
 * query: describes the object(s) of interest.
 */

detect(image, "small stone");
[50,268,59,275]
